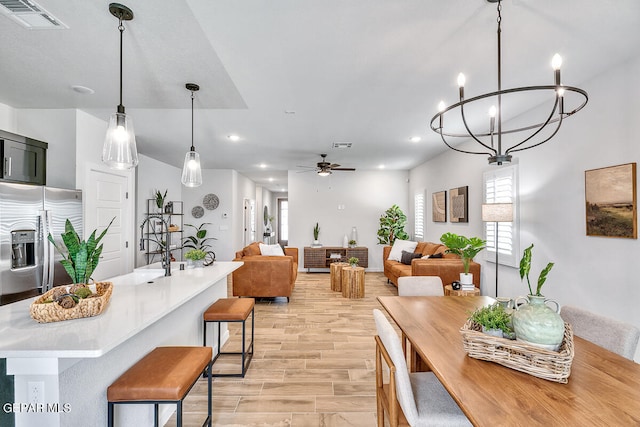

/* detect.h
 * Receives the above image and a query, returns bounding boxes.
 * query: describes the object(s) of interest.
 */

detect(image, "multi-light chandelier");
[430,0,588,165]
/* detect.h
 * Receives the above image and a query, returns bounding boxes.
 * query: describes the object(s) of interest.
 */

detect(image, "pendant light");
[102,3,138,170]
[181,83,203,187]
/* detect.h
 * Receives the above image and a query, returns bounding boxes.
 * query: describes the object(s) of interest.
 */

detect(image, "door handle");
[4,157,11,177]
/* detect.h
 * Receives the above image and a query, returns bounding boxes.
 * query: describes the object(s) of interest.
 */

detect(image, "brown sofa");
[232,242,298,300]
[383,241,480,289]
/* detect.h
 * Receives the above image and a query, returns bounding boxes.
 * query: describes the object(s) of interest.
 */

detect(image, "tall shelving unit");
[143,199,184,265]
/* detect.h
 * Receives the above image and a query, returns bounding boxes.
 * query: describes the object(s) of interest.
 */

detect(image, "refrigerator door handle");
[41,210,55,292]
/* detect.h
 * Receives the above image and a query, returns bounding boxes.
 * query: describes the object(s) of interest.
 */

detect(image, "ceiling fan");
[297,154,356,176]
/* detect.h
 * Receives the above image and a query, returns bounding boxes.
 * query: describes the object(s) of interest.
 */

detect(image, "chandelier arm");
[504,95,560,154]
[430,86,587,138]
[459,103,498,155]
[437,130,493,156]
[508,114,564,154]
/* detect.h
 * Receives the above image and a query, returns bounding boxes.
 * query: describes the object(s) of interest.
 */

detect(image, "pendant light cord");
[190,90,196,152]
[118,17,125,113]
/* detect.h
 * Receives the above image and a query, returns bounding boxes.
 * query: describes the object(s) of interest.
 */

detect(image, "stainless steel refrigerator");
[0,182,82,304]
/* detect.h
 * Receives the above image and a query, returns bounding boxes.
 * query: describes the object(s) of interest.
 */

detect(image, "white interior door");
[243,199,255,246]
[84,166,133,280]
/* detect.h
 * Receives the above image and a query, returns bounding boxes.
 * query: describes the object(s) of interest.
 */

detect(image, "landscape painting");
[432,191,446,222]
[585,163,637,239]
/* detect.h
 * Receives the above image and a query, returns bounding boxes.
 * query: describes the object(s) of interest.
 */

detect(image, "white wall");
[16,109,77,189]
[135,155,182,267]
[410,55,640,359]
[0,102,17,132]
[289,169,409,271]
[182,169,239,261]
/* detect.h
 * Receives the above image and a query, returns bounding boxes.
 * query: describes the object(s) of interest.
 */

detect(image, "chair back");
[398,276,444,296]
[373,309,419,424]
[560,305,640,360]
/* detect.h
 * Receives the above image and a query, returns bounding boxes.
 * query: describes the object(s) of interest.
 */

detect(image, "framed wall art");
[450,186,469,223]
[585,162,637,239]
[432,191,447,222]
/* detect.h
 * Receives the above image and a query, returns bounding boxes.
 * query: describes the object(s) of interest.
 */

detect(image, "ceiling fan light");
[181,150,202,187]
[317,169,331,177]
[102,112,138,169]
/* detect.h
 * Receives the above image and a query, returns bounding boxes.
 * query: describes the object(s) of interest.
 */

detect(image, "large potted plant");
[313,222,321,246]
[512,244,564,350]
[48,218,115,285]
[377,205,409,245]
[439,232,486,285]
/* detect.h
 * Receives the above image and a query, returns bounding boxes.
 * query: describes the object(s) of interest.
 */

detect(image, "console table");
[304,246,368,271]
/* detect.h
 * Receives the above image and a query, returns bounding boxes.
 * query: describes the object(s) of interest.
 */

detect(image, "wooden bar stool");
[107,346,212,427]
[203,297,255,377]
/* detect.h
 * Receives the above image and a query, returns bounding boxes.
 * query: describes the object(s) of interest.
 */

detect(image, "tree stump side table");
[330,262,349,292]
[444,284,480,296]
[342,266,365,298]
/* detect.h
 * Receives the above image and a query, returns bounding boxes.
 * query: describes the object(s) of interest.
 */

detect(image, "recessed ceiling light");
[378,164,385,169]
[409,136,421,143]
[71,85,95,95]
[259,163,267,168]
[228,135,240,142]
[268,177,274,182]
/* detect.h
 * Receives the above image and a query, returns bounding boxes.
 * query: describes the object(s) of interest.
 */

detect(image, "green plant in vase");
[182,223,216,266]
[440,232,486,286]
[469,304,513,337]
[348,257,359,268]
[377,205,409,245]
[48,217,115,284]
[348,239,357,248]
[184,249,207,261]
[154,189,167,211]
[313,222,320,245]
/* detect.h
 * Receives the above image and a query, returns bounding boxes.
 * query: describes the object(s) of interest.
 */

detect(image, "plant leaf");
[536,262,554,296]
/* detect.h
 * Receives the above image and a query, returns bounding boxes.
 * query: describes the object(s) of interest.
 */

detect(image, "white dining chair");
[373,309,471,427]
[398,276,444,297]
[560,305,640,360]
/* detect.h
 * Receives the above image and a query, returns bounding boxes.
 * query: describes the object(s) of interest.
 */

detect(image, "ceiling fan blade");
[332,168,356,171]
[329,163,341,168]
[296,169,316,173]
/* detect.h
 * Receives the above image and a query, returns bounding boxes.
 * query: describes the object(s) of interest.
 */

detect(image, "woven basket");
[460,319,574,383]
[29,282,113,323]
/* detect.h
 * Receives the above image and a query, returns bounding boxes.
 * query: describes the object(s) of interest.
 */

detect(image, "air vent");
[0,0,67,29]
[332,142,352,149]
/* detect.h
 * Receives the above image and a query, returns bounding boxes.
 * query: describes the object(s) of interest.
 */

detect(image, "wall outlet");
[28,381,44,404]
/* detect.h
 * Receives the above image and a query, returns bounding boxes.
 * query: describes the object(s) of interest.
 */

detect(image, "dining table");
[377,295,640,426]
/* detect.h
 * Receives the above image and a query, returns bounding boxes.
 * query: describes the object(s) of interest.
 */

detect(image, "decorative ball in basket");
[30,218,115,323]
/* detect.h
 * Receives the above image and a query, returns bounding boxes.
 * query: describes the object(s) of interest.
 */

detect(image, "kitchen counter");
[0,261,242,427]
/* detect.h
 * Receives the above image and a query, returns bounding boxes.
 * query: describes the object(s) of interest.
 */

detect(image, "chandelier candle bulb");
[552,54,563,85]
[457,73,466,98]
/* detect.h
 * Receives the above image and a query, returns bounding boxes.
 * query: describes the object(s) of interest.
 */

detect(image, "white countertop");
[0,261,242,359]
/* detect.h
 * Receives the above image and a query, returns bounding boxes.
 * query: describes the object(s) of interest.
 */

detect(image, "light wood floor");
[172,271,399,426]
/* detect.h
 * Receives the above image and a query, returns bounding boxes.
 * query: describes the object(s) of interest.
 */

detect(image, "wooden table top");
[377,296,640,426]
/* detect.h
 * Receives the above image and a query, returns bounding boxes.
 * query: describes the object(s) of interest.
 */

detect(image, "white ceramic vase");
[460,273,473,285]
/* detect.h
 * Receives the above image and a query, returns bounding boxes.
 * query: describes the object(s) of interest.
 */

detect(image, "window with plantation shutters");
[483,165,519,267]
[414,191,425,240]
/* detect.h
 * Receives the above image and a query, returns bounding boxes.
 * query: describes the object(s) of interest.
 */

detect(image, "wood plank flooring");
[172,271,399,426]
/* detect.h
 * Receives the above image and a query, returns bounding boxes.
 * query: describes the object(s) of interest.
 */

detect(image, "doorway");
[278,198,288,247]
[243,198,256,245]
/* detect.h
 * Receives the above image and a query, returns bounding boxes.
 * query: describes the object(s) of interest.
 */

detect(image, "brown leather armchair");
[232,242,298,300]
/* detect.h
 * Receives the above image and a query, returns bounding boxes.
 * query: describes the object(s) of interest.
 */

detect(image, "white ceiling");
[1,0,639,192]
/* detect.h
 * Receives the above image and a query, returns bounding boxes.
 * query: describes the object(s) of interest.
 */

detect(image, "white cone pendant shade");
[102,3,138,170]
[103,112,138,170]
[181,150,202,187]
[182,83,203,187]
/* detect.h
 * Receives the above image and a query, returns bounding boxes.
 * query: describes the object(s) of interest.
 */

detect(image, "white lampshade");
[181,150,202,187]
[482,203,513,222]
[102,112,138,170]
[317,170,331,177]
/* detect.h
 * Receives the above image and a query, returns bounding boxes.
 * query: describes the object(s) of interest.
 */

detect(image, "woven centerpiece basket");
[30,282,113,323]
[460,319,574,383]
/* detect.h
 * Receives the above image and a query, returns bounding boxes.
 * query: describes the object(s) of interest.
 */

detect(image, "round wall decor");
[191,205,204,218]
[203,193,219,210]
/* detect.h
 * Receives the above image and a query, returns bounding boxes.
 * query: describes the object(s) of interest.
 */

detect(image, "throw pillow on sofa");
[259,243,285,256]
[388,239,418,262]
[401,250,422,265]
